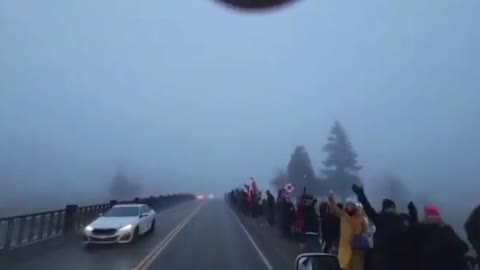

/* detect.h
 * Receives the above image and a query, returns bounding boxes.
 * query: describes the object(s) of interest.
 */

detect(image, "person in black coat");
[278,195,295,237]
[352,184,416,270]
[303,196,319,233]
[412,205,469,270]
[266,190,275,226]
[301,196,322,255]
[465,204,480,266]
[319,201,341,253]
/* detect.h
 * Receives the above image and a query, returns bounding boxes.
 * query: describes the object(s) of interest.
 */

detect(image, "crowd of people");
[227,183,480,270]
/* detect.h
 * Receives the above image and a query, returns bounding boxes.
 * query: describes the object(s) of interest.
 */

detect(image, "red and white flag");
[284,182,296,194]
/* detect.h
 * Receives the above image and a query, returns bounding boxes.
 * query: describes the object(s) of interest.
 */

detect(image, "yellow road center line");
[132,203,204,270]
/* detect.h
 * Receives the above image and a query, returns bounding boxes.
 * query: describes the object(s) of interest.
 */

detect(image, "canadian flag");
[284,182,296,194]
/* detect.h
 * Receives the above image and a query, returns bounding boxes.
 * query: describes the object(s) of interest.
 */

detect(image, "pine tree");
[322,121,362,196]
[287,145,316,196]
[110,167,141,200]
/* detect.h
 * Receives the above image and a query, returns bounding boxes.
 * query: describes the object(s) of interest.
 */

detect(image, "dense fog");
[1,0,479,241]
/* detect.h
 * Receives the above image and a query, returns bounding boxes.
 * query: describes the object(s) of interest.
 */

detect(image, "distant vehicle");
[196,195,205,200]
[83,204,156,246]
[208,194,215,199]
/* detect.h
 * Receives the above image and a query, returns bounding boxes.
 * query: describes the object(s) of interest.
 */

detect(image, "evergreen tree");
[287,145,316,196]
[110,167,141,200]
[322,121,362,196]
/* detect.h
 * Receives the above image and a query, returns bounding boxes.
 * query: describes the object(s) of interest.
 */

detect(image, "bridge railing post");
[63,204,78,233]
[109,200,117,208]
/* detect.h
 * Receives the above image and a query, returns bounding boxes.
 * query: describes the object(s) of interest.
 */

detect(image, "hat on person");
[304,194,314,200]
[425,205,441,218]
[382,199,396,210]
[345,197,357,207]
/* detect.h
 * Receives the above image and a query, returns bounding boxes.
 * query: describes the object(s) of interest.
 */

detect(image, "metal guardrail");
[0,209,65,251]
[74,204,110,231]
[0,194,195,252]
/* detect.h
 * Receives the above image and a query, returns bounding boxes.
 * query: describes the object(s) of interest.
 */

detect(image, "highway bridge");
[0,195,291,270]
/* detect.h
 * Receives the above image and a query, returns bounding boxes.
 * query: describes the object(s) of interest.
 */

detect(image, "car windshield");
[103,206,140,217]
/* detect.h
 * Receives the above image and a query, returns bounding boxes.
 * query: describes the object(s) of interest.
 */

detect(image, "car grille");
[92,228,117,235]
[90,236,117,242]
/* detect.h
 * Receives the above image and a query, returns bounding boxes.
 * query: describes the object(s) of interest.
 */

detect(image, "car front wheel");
[130,227,139,244]
[149,219,156,233]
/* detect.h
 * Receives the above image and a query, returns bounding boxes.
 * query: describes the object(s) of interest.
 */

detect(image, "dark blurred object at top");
[214,0,299,10]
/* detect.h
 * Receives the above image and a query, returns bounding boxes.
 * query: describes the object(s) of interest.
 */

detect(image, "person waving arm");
[352,184,378,224]
[328,190,347,219]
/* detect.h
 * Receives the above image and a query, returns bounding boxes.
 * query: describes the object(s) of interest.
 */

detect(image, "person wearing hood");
[328,191,367,270]
[352,184,415,270]
[465,204,480,266]
[412,205,469,270]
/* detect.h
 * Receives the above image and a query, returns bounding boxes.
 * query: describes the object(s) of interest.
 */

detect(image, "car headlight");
[84,225,93,232]
[118,224,133,232]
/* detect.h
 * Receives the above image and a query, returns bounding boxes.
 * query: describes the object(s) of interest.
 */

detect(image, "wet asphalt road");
[1,200,272,270]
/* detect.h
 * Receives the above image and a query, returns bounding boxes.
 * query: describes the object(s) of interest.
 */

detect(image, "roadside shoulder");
[231,209,301,270]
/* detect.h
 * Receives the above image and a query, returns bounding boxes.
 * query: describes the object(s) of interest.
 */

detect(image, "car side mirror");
[140,213,148,218]
[296,253,340,270]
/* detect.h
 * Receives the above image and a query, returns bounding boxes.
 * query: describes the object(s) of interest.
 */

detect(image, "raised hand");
[407,201,418,222]
[352,184,364,195]
[408,201,417,212]
[328,189,335,201]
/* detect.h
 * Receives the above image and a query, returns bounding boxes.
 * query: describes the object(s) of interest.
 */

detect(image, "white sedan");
[83,204,156,245]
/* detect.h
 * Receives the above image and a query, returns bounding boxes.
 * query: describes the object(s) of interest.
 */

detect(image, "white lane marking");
[230,208,274,270]
[132,204,204,270]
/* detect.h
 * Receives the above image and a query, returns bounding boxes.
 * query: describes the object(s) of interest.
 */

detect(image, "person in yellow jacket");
[328,191,367,270]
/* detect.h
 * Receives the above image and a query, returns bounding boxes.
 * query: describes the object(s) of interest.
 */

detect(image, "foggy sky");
[1,1,479,210]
